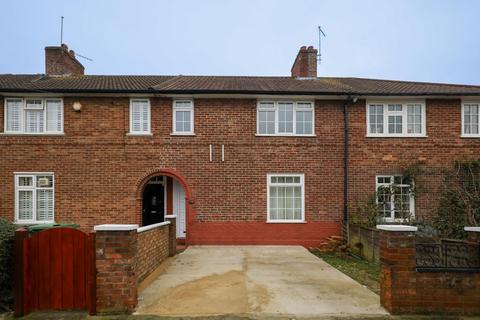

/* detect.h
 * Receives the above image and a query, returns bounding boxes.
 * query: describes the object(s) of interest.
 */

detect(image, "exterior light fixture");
[73,101,82,112]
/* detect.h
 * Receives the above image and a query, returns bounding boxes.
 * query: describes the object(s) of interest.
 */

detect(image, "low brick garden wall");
[348,224,380,263]
[379,225,480,315]
[137,222,170,283]
[94,216,176,314]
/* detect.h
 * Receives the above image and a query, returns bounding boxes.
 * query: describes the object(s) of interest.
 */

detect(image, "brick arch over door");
[135,168,194,243]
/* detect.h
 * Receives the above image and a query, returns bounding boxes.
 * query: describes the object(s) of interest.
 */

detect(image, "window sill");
[461,135,480,138]
[1,132,65,136]
[170,133,196,136]
[256,134,316,137]
[14,221,55,225]
[366,134,428,138]
[266,220,307,224]
[126,133,152,137]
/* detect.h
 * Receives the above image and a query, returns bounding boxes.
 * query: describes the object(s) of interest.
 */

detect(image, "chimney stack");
[45,43,84,76]
[291,46,317,78]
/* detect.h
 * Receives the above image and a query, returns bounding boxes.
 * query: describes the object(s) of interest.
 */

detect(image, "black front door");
[142,184,165,226]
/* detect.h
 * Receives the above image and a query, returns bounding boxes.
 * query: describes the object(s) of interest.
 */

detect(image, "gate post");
[377,225,417,314]
[14,228,28,317]
[94,224,138,314]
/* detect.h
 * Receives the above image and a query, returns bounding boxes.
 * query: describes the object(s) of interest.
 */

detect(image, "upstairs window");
[15,173,55,223]
[462,103,479,137]
[4,98,63,134]
[172,100,194,134]
[376,175,414,222]
[129,99,150,135]
[257,101,314,136]
[367,102,426,137]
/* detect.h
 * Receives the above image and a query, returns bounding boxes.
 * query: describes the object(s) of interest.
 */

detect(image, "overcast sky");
[1,0,479,85]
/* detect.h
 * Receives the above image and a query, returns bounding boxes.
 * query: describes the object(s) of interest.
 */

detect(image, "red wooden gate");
[15,227,96,316]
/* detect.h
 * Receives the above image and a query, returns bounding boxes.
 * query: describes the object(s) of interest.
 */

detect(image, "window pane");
[6,99,22,132]
[464,104,480,135]
[36,175,53,188]
[18,190,34,220]
[369,105,384,134]
[46,100,63,132]
[259,111,275,134]
[388,115,402,134]
[131,100,149,133]
[278,103,294,133]
[407,104,422,134]
[37,190,54,221]
[19,176,33,187]
[296,110,312,134]
[25,110,44,133]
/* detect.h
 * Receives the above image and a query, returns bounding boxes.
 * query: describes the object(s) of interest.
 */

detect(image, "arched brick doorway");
[136,168,194,244]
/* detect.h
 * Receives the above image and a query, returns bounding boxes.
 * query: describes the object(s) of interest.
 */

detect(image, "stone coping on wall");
[465,226,480,232]
[376,224,418,232]
[137,221,170,233]
[94,224,139,231]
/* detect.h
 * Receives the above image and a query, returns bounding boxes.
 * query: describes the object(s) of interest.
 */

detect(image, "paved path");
[136,246,387,317]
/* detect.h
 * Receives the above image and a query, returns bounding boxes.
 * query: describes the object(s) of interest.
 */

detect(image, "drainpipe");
[342,95,357,242]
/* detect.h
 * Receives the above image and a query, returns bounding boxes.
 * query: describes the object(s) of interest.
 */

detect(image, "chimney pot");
[45,43,84,76]
[291,45,318,78]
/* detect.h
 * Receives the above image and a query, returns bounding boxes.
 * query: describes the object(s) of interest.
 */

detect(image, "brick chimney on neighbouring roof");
[45,43,84,76]
[291,46,318,78]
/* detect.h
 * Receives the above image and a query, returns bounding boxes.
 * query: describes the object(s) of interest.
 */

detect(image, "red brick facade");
[0,95,478,246]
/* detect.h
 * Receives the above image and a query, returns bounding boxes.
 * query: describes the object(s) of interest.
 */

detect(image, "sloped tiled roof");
[0,74,479,96]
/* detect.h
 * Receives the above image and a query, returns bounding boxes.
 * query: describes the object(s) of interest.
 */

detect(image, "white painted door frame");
[173,179,186,238]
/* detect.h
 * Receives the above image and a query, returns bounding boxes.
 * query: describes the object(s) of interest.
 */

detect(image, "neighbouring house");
[0,44,479,246]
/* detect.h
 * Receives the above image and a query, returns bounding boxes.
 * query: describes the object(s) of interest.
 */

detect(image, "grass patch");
[310,249,380,294]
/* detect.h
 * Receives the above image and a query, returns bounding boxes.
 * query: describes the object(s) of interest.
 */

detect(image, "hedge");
[0,219,16,311]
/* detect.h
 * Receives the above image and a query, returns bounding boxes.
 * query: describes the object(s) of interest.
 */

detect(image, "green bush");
[0,219,16,311]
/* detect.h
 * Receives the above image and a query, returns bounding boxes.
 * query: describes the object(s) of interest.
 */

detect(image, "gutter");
[342,95,358,242]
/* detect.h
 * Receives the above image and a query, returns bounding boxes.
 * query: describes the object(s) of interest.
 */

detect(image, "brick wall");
[379,229,480,315]
[95,229,137,314]
[348,224,380,263]
[0,96,479,245]
[136,223,169,283]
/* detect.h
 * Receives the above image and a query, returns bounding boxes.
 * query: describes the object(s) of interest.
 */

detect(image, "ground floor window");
[15,173,54,223]
[267,174,304,222]
[376,175,414,222]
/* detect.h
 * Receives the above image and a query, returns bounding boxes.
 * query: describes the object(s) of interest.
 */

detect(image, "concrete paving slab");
[136,246,387,317]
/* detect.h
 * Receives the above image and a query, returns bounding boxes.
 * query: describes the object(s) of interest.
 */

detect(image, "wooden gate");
[15,227,96,316]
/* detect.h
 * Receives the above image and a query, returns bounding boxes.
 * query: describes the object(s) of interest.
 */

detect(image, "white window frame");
[256,101,315,136]
[172,100,195,135]
[461,101,480,138]
[3,97,64,135]
[14,172,55,224]
[366,101,426,137]
[128,98,151,135]
[266,173,305,223]
[375,175,415,223]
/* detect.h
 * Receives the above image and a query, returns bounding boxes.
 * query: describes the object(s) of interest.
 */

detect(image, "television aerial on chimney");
[59,16,93,62]
[318,26,326,64]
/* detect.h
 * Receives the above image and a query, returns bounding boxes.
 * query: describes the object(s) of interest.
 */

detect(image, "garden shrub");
[0,219,16,311]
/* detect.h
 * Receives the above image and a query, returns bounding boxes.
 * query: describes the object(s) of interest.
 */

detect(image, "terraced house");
[0,44,479,246]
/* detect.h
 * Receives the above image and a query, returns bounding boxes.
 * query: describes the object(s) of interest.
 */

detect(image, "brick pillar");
[465,227,480,243]
[165,215,177,256]
[94,224,139,314]
[377,225,418,315]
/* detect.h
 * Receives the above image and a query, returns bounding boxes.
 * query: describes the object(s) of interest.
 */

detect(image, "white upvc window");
[4,98,63,134]
[366,101,426,137]
[15,173,55,224]
[267,174,305,223]
[172,100,194,134]
[129,99,151,135]
[462,102,479,137]
[376,175,414,222]
[257,101,314,136]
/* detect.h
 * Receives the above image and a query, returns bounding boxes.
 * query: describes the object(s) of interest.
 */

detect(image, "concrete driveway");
[136,246,387,318]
